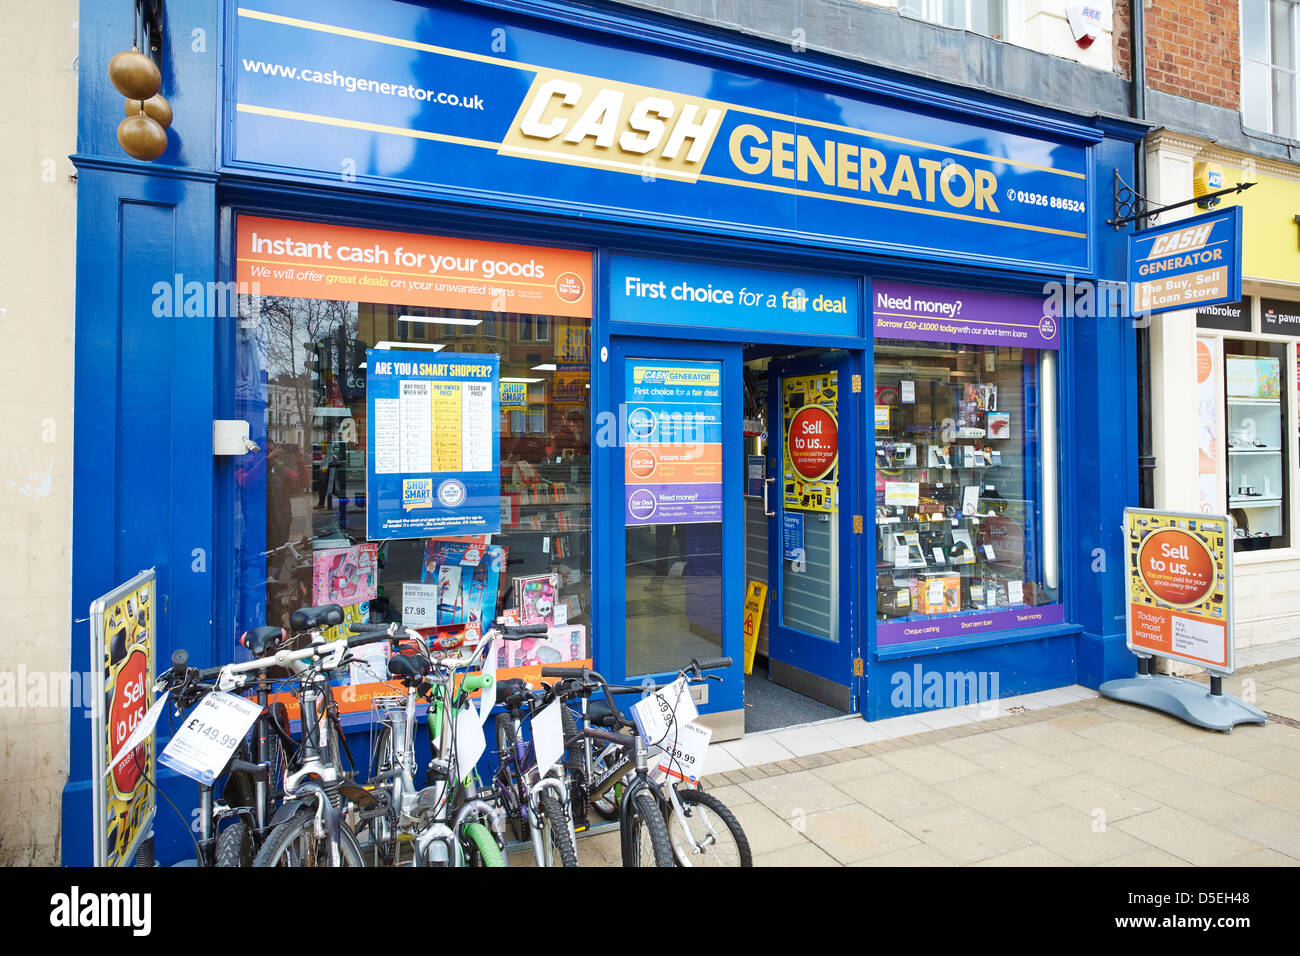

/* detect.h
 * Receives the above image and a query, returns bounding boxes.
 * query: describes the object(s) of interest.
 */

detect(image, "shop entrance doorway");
[745,348,861,730]
[608,336,861,741]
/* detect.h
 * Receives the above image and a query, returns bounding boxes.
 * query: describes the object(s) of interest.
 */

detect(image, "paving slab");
[565,656,1300,866]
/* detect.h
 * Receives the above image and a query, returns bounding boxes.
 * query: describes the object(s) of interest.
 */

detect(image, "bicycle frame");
[365,634,509,866]
[497,704,577,867]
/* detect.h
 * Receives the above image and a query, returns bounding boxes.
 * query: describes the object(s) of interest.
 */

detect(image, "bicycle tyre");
[664,788,752,867]
[252,806,366,867]
[622,790,674,867]
[537,789,579,867]
[363,723,399,865]
[214,820,255,867]
[495,716,527,843]
[461,821,505,868]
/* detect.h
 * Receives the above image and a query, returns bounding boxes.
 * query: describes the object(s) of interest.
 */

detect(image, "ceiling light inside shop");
[398,314,482,327]
[531,363,557,371]
[376,341,445,351]
[500,376,543,384]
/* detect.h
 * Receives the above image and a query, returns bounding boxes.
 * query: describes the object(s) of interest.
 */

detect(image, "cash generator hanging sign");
[233,1,1091,271]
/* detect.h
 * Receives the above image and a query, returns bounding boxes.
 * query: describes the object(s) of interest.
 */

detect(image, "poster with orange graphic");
[1124,508,1233,674]
[236,215,592,317]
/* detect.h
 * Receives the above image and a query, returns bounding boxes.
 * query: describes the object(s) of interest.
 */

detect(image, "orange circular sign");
[1196,341,1213,384]
[628,447,657,479]
[1137,528,1215,607]
[787,406,838,481]
[555,272,586,303]
[110,647,150,796]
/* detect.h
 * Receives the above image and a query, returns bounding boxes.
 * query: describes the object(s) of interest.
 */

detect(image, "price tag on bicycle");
[630,676,698,747]
[159,691,263,785]
[655,719,712,786]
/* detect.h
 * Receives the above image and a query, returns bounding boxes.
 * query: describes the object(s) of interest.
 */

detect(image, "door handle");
[764,477,775,518]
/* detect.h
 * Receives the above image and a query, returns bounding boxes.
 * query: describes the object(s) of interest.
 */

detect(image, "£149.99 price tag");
[159,691,263,785]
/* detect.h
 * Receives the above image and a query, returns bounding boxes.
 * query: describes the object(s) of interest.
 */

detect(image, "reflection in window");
[235,297,592,661]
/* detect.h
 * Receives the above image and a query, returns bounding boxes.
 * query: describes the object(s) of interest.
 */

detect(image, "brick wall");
[1113,0,1240,110]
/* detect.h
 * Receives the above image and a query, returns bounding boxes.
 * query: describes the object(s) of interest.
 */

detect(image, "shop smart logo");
[402,478,433,511]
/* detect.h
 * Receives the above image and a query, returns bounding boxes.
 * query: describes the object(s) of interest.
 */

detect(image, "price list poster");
[367,350,500,539]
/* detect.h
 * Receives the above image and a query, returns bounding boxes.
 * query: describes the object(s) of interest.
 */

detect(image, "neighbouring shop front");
[1146,132,1300,658]
[65,0,1144,864]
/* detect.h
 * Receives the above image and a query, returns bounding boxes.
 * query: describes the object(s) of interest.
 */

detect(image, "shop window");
[235,296,592,658]
[900,0,1006,38]
[1242,0,1299,139]
[874,340,1059,629]
[1225,339,1290,550]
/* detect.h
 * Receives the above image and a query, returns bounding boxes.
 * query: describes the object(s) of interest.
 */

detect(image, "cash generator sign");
[1128,207,1243,315]
[234,3,1091,269]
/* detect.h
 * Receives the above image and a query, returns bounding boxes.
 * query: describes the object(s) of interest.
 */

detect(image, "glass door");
[765,351,861,709]
[608,337,744,723]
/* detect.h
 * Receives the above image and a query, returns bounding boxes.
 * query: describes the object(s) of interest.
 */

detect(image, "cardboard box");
[918,574,961,615]
[497,625,587,669]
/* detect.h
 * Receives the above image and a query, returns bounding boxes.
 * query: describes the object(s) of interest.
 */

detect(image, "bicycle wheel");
[252,805,366,867]
[664,788,752,867]
[494,716,527,842]
[363,723,399,865]
[461,821,505,868]
[537,789,579,867]
[621,789,674,867]
[214,820,255,867]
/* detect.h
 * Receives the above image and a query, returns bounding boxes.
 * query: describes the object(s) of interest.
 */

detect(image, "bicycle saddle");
[289,604,345,632]
[240,625,287,656]
[587,691,640,730]
[388,653,431,680]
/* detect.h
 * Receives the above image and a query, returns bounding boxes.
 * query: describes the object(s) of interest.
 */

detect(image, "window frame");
[1242,0,1300,139]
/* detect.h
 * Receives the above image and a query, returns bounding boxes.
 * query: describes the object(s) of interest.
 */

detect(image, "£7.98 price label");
[159,691,263,785]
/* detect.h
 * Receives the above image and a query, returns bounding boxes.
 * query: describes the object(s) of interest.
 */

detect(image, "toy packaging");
[497,625,587,669]
[312,543,379,606]
[515,573,559,626]
[421,540,507,640]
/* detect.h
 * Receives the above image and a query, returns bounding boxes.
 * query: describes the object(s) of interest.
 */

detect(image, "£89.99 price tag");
[159,691,263,785]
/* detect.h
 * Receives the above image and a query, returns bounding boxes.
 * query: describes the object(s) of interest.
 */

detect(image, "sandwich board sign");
[90,569,158,866]
[1101,509,1265,731]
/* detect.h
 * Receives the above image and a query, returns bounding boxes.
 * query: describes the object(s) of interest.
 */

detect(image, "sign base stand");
[1099,673,1266,733]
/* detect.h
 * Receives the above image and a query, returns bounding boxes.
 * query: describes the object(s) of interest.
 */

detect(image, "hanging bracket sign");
[1128,206,1242,316]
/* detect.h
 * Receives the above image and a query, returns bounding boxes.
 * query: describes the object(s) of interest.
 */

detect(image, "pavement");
[553,647,1300,867]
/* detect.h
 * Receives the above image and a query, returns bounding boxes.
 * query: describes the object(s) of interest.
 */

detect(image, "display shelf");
[1229,497,1282,507]
[1227,447,1282,455]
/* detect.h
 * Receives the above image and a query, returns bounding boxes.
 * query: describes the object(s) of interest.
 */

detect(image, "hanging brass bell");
[108,45,161,100]
[117,113,168,161]
[124,93,173,129]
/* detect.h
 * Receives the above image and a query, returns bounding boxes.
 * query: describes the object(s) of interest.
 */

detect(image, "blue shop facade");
[65,0,1144,864]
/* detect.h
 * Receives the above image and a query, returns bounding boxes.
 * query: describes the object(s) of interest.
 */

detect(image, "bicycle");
[351,620,510,867]
[492,639,582,867]
[542,657,752,867]
[226,605,395,866]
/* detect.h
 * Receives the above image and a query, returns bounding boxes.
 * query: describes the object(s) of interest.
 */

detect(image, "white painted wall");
[857,0,1117,71]
[0,0,78,865]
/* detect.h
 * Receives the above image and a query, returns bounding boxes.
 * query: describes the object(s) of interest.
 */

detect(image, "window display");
[874,339,1059,639]
[235,257,592,695]
[1225,340,1290,550]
